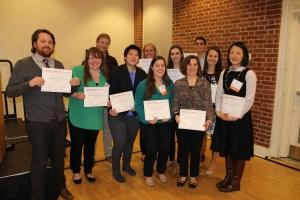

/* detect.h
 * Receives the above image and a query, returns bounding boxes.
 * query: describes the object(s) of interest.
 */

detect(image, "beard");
[36,47,54,57]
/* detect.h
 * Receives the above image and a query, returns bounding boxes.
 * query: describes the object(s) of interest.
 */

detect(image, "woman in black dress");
[214,42,257,192]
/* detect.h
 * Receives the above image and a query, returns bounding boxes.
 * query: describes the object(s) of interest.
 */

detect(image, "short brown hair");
[96,33,111,43]
[180,55,202,77]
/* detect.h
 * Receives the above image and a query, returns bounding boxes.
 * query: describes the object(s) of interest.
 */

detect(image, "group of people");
[5,29,256,200]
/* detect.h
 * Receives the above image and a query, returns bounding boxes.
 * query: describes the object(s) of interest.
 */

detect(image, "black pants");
[26,119,66,200]
[169,120,177,161]
[140,122,171,177]
[68,120,99,174]
[108,115,139,174]
[177,129,205,177]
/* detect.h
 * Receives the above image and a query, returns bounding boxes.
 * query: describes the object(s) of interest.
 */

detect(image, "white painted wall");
[0,0,134,119]
[143,0,172,58]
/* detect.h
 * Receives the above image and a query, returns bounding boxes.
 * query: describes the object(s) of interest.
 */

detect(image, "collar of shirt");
[229,66,245,72]
[32,53,55,68]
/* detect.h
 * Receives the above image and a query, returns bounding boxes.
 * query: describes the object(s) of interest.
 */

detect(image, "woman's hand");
[148,117,158,125]
[72,92,85,100]
[69,77,80,86]
[223,114,238,121]
[204,120,213,130]
[109,108,118,117]
[175,115,180,123]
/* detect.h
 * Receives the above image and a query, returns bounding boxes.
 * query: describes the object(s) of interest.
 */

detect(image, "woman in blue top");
[135,56,174,186]
[68,47,109,184]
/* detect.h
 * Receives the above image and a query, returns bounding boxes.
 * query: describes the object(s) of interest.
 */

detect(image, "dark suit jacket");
[109,64,147,115]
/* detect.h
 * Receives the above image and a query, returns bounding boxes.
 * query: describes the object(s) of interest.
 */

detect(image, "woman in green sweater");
[135,56,174,186]
[68,47,109,184]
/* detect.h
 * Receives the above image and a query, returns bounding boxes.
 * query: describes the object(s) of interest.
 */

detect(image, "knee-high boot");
[216,156,234,188]
[219,159,245,192]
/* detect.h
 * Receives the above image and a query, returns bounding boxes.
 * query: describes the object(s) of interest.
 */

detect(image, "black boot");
[216,156,234,188]
[219,159,245,192]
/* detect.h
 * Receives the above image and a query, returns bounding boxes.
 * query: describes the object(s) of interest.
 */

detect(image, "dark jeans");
[108,115,139,174]
[26,119,67,200]
[68,120,99,174]
[139,129,146,155]
[140,122,171,177]
[177,129,205,177]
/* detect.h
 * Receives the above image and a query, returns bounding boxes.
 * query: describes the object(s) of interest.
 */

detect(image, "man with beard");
[6,29,79,200]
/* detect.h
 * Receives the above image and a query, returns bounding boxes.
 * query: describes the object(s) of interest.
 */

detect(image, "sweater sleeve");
[5,60,31,97]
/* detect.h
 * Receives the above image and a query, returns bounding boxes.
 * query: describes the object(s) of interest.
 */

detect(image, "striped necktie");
[42,59,50,68]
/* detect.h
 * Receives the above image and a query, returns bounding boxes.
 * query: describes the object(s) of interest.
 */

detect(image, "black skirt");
[211,111,254,160]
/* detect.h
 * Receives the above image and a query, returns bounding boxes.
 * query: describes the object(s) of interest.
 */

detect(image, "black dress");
[211,68,254,160]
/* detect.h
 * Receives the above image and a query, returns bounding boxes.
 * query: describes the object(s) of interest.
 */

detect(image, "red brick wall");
[173,0,282,147]
[134,0,143,48]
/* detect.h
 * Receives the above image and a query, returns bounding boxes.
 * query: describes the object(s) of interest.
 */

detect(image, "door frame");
[270,0,300,158]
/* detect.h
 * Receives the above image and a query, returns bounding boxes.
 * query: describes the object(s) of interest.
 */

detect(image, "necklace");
[224,67,245,90]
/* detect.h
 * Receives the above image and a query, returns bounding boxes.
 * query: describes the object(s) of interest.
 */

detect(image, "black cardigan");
[109,64,147,115]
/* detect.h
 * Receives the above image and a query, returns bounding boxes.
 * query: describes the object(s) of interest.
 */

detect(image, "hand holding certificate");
[144,100,170,121]
[41,68,72,93]
[178,109,206,131]
[110,91,135,113]
[221,94,245,118]
[84,87,109,107]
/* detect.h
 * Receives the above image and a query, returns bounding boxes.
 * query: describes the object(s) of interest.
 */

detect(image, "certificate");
[221,94,245,118]
[144,100,170,121]
[178,109,206,131]
[110,91,134,113]
[84,87,109,107]
[211,84,218,104]
[137,58,152,73]
[41,68,72,93]
[183,52,197,58]
[167,69,184,83]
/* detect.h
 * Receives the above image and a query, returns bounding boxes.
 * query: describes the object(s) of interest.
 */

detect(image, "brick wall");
[173,0,282,147]
[134,0,143,48]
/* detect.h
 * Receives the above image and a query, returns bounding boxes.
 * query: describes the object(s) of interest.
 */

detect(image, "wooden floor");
[61,132,300,200]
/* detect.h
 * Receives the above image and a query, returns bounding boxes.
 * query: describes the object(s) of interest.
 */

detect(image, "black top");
[109,64,147,115]
[223,68,250,97]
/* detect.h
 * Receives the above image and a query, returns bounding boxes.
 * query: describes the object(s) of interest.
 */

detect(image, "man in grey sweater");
[6,29,79,200]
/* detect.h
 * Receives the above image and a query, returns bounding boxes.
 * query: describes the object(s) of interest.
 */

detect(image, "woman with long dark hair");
[68,47,109,184]
[202,46,222,175]
[135,56,174,186]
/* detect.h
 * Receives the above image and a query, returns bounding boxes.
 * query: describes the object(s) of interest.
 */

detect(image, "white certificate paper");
[221,94,245,118]
[137,58,152,73]
[144,100,170,121]
[178,109,206,131]
[167,69,185,83]
[41,68,72,93]
[211,84,218,104]
[84,87,109,107]
[110,91,135,113]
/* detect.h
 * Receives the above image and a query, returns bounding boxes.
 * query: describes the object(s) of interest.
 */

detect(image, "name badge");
[158,85,167,95]
[230,79,243,92]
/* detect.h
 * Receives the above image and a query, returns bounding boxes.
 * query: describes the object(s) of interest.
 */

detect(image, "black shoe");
[60,188,73,200]
[113,172,126,183]
[73,178,82,184]
[85,174,96,183]
[122,166,136,176]
[177,177,187,187]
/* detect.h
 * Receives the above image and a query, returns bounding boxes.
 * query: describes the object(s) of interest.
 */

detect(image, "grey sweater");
[6,56,66,122]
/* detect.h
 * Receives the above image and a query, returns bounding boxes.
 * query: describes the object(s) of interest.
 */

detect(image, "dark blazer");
[110,64,147,115]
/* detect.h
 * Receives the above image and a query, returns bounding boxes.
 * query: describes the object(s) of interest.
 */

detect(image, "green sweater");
[135,79,175,124]
[68,66,106,130]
